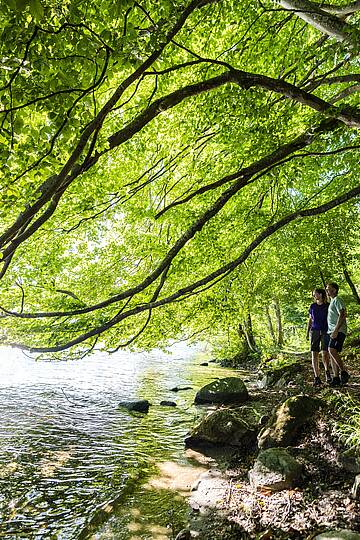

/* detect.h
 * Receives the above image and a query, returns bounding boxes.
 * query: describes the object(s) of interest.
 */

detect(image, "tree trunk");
[265,304,277,346]
[339,254,360,304]
[243,313,258,352]
[318,266,327,288]
[238,314,258,353]
[273,298,284,347]
[237,323,251,354]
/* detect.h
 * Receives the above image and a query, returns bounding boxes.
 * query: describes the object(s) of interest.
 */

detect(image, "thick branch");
[319,0,360,15]
[2,67,359,265]
[276,0,359,43]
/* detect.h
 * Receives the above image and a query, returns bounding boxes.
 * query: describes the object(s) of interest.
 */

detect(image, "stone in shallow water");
[194,377,248,404]
[118,400,151,413]
[170,386,192,392]
[160,400,177,407]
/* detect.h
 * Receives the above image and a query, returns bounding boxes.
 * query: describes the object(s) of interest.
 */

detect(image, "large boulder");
[185,407,256,448]
[258,394,322,449]
[194,377,249,405]
[259,362,302,388]
[249,447,303,491]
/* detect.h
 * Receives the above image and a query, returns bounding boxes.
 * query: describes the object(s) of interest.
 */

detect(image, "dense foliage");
[0,0,359,357]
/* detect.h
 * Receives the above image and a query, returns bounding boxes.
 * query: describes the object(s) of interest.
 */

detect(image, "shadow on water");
[0,346,246,539]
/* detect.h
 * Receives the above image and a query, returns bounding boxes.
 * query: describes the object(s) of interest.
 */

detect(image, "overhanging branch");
[8,183,360,353]
[0,118,340,320]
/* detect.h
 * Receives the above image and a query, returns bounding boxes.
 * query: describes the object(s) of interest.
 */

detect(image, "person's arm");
[306,316,312,339]
[331,300,346,338]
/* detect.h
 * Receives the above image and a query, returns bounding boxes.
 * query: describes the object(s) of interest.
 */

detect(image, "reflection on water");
[0,346,242,539]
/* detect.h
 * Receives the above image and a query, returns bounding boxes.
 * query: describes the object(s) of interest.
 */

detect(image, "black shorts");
[310,330,330,352]
[310,330,329,352]
[329,332,346,353]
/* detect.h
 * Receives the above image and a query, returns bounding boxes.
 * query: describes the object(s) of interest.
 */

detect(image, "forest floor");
[181,338,360,540]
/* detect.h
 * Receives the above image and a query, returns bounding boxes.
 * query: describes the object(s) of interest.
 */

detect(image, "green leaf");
[29,0,43,21]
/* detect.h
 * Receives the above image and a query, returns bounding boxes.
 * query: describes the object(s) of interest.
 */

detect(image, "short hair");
[327,282,339,293]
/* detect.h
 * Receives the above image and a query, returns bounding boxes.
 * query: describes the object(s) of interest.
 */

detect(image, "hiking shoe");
[313,376,321,387]
[340,370,350,385]
[325,371,332,383]
[329,376,341,387]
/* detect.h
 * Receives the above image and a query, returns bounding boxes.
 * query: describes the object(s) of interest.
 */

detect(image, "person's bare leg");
[329,348,344,375]
[312,351,320,377]
[321,350,330,372]
[322,350,331,381]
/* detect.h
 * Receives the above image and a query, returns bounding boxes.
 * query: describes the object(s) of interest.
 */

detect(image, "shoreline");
[176,347,360,539]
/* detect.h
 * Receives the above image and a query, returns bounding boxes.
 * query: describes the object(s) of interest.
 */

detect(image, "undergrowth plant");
[329,392,360,450]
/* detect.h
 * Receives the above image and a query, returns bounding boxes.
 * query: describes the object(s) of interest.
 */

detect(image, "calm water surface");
[0,346,242,539]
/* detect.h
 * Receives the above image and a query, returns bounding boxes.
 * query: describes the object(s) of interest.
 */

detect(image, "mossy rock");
[249,447,303,491]
[259,362,302,388]
[258,394,322,449]
[185,408,256,448]
[194,377,249,404]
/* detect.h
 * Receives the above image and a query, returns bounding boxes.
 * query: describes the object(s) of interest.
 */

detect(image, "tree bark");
[265,304,277,346]
[319,0,360,16]
[243,313,258,352]
[276,0,359,44]
[274,298,284,347]
[339,253,360,304]
[318,266,327,288]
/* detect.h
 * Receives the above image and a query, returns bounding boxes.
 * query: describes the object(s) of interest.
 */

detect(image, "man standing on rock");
[326,282,350,387]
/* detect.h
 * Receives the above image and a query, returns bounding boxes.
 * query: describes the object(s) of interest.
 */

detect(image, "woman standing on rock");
[306,288,331,387]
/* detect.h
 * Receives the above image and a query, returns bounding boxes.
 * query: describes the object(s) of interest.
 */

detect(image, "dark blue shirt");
[309,302,328,332]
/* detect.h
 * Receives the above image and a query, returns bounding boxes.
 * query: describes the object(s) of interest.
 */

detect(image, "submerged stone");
[160,400,177,407]
[170,386,192,392]
[194,377,249,404]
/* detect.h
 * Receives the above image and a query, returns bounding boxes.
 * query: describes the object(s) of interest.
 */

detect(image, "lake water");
[0,345,239,539]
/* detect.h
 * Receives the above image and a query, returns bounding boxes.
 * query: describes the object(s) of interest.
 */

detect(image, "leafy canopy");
[0,0,359,356]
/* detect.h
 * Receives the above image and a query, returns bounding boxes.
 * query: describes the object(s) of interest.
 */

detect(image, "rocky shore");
[175,346,360,539]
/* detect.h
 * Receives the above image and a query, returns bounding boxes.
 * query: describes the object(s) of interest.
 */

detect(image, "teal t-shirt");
[327,296,347,334]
